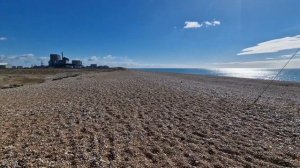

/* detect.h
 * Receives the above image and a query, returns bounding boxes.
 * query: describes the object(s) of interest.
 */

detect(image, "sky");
[0,0,300,68]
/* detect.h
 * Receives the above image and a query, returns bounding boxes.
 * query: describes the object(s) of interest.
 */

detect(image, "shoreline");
[133,68,300,84]
[132,69,300,87]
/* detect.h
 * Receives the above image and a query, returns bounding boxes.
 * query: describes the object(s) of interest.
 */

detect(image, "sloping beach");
[0,70,299,167]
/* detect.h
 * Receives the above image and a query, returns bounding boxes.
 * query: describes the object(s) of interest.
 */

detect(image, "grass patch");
[52,73,80,81]
[0,68,125,89]
[0,75,46,89]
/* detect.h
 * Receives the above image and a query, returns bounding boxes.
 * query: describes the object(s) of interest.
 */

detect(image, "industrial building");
[0,63,11,69]
[48,52,83,68]
[90,64,97,68]
[87,64,110,69]
[72,60,83,68]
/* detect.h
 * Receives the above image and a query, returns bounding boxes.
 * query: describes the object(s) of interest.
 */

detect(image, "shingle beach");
[0,70,299,167]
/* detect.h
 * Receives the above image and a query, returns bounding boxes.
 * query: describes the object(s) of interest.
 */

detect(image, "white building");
[0,63,11,69]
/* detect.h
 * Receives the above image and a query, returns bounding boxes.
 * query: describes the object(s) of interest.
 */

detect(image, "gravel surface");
[0,70,299,167]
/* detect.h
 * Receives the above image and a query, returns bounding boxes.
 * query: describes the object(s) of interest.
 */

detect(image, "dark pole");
[247,48,300,109]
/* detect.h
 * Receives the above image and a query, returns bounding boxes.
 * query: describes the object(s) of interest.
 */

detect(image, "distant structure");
[46,52,112,69]
[48,52,82,68]
[49,54,61,67]
[41,60,45,67]
[0,63,11,69]
[12,66,24,69]
[72,60,83,68]
[90,64,97,68]
[98,65,109,69]
[85,64,110,69]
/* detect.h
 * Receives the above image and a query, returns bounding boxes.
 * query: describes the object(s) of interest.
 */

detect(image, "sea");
[135,68,300,83]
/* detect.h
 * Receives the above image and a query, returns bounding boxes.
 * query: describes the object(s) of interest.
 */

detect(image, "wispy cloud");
[84,55,139,67]
[280,54,292,59]
[0,37,7,41]
[183,20,221,29]
[267,53,300,60]
[203,20,221,27]
[238,35,300,55]
[215,50,300,69]
[1,53,175,68]
[83,55,200,68]
[213,58,300,69]
[0,54,47,66]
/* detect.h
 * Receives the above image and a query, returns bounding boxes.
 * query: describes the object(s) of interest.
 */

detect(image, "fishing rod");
[247,48,300,109]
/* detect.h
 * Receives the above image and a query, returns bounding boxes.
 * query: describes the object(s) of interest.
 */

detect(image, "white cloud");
[184,20,221,29]
[203,20,221,27]
[280,54,292,58]
[278,52,300,59]
[213,58,300,69]
[267,52,300,60]
[103,54,115,60]
[87,56,97,62]
[184,21,202,29]
[0,37,7,41]
[83,55,199,68]
[204,21,212,26]
[0,53,47,66]
[83,55,139,67]
[238,35,300,55]
[212,20,221,26]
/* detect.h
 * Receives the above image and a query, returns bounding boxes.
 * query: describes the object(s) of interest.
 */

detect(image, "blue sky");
[1,0,300,68]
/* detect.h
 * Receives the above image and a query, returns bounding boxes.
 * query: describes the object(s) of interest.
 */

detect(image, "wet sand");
[0,70,299,167]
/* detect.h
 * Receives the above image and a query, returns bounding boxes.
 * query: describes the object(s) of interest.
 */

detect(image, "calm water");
[135,68,300,83]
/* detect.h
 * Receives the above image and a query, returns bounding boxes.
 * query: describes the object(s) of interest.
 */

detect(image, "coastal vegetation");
[0,68,125,89]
